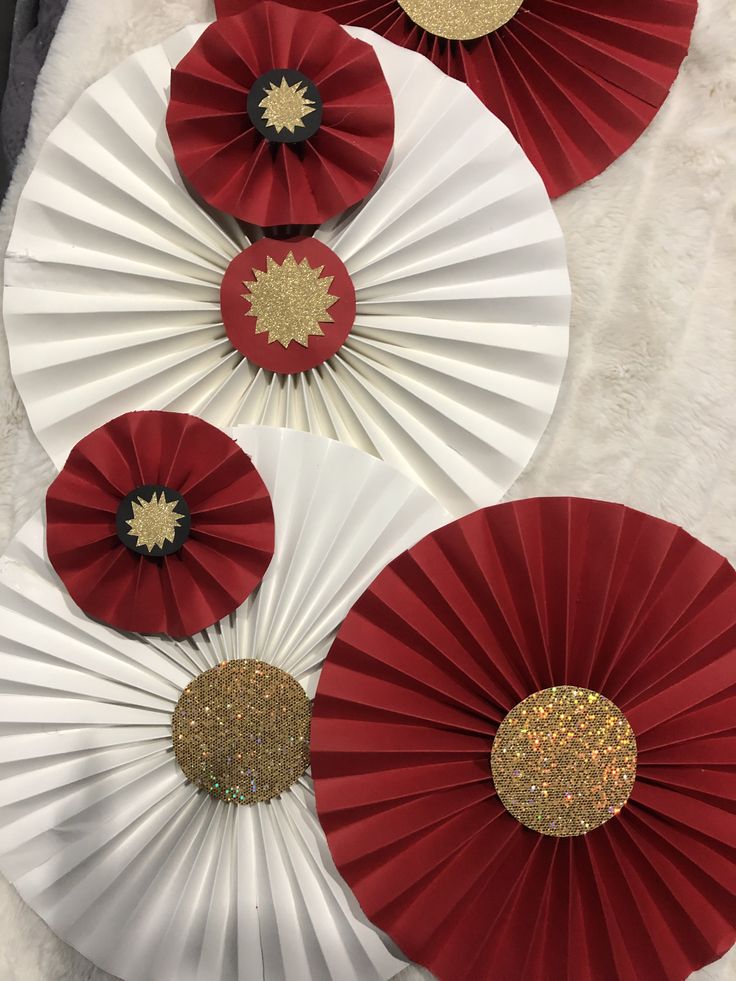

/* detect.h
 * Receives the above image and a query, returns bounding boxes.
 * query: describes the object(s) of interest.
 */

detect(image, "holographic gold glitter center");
[243,251,338,348]
[259,76,316,135]
[126,491,185,553]
[172,660,311,805]
[397,0,524,40]
[490,686,637,837]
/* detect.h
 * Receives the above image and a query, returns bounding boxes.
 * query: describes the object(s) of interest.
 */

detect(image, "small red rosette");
[217,0,697,198]
[167,2,394,225]
[46,411,274,637]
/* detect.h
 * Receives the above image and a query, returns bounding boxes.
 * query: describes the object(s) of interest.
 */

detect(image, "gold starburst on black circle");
[247,68,323,144]
[259,76,316,135]
[116,484,191,557]
[126,491,185,553]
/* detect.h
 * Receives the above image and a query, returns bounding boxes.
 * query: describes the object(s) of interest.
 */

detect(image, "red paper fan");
[166,2,394,225]
[216,0,697,198]
[220,237,356,373]
[311,498,736,981]
[46,412,274,637]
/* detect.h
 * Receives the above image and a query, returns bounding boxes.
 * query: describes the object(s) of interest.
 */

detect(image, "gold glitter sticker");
[243,251,338,348]
[126,491,185,554]
[259,76,316,135]
[172,660,311,805]
[490,686,637,837]
[397,0,524,40]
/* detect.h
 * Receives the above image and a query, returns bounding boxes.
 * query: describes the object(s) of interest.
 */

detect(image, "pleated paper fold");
[312,497,736,981]
[167,3,394,226]
[3,24,570,517]
[217,0,698,197]
[0,428,450,981]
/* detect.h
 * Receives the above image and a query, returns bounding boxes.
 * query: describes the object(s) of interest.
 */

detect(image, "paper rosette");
[311,497,736,981]
[46,411,274,637]
[167,3,394,226]
[217,0,698,198]
[0,427,450,981]
[3,23,570,517]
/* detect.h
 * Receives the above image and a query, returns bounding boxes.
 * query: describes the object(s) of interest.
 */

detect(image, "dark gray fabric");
[0,0,16,196]
[1,0,69,193]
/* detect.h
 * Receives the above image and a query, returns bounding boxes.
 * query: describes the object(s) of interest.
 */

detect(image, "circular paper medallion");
[491,685,637,837]
[221,237,356,374]
[115,484,191,557]
[247,68,323,143]
[397,0,524,40]
[173,659,311,804]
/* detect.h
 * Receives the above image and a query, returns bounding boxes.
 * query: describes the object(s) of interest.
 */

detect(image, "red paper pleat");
[217,0,697,198]
[46,411,274,636]
[167,2,394,225]
[311,498,736,981]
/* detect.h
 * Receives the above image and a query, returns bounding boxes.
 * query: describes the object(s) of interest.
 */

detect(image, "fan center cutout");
[491,686,637,837]
[247,68,323,143]
[221,237,356,374]
[116,485,191,557]
[173,660,311,805]
[397,0,524,40]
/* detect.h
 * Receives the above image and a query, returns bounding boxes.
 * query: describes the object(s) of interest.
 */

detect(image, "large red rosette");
[46,412,274,637]
[311,498,736,981]
[166,2,394,226]
[217,0,697,198]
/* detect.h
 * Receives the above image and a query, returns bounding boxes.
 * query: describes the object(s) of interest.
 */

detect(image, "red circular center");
[221,238,356,375]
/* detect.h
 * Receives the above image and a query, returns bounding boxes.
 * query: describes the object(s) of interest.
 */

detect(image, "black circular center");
[116,485,191,558]
[247,68,323,144]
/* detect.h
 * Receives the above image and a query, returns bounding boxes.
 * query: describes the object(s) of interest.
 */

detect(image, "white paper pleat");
[0,427,448,981]
[3,24,570,516]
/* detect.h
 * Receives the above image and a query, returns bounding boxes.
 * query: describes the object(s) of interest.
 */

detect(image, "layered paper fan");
[312,498,736,981]
[167,3,394,226]
[46,411,274,637]
[217,0,698,198]
[0,427,450,981]
[3,24,570,517]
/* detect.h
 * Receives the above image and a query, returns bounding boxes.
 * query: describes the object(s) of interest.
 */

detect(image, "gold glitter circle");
[172,660,311,805]
[397,0,524,41]
[490,686,637,837]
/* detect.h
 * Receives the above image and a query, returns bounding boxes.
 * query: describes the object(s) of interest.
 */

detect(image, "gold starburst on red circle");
[243,251,339,348]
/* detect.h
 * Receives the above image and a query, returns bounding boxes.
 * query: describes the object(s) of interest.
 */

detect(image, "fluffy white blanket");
[0,0,734,978]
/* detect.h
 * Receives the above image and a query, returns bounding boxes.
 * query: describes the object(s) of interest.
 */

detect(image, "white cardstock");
[0,426,450,981]
[3,24,570,518]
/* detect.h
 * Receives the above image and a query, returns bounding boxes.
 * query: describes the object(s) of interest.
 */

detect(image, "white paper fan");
[3,23,570,517]
[0,427,449,981]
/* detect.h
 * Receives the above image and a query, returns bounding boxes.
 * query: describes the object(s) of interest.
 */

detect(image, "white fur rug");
[0,0,734,978]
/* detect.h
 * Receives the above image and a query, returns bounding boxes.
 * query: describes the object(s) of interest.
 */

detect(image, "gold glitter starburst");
[397,0,524,40]
[258,76,316,135]
[243,251,338,348]
[491,686,637,837]
[126,491,185,553]
[172,660,311,805]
